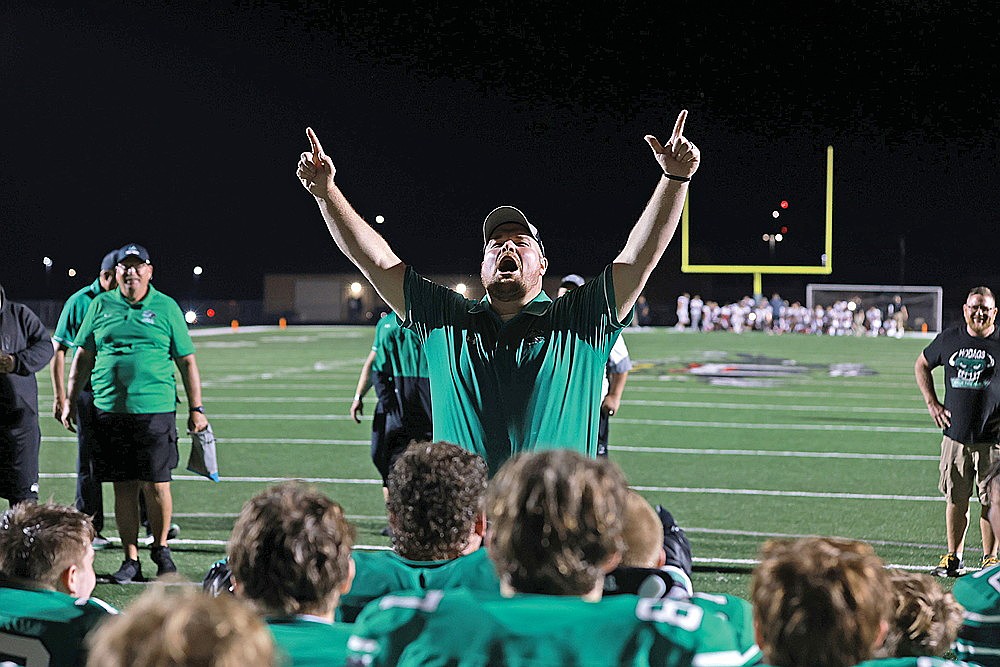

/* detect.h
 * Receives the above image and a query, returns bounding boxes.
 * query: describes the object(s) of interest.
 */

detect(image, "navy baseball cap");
[482,205,544,256]
[100,250,118,271]
[116,243,151,264]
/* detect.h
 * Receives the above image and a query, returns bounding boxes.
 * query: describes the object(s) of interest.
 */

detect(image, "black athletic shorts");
[93,410,178,483]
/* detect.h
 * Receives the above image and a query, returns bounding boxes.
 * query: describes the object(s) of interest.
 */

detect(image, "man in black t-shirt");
[916,286,1000,577]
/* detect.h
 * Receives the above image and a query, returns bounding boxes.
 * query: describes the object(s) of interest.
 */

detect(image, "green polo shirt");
[402,264,628,474]
[372,315,428,380]
[74,284,195,414]
[52,278,104,348]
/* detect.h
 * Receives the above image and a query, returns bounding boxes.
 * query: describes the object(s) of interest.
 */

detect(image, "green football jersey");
[267,616,353,667]
[339,547,500,622]
[689,593,762,666]
[0,586,117,666]
[952,561,1000,666]
[347,587,747,666]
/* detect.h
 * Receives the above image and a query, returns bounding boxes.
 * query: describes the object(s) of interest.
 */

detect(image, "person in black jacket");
[0,283,54,506]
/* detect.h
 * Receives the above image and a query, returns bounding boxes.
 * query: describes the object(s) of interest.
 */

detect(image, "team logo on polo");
[141,310,157,325]
[949,348,995,389]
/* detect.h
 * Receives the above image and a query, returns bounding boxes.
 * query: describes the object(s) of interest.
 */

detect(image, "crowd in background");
[672,292,910,336]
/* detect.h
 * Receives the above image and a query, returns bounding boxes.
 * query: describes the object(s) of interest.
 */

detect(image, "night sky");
[3,2,999,317]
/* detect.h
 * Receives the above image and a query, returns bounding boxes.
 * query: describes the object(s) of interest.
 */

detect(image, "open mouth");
[497,255,519,273]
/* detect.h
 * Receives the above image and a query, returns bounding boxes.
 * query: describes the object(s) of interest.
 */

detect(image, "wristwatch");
[189,406,205,414]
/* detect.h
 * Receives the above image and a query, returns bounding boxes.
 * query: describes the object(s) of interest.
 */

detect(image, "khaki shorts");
[939,436,1000,505]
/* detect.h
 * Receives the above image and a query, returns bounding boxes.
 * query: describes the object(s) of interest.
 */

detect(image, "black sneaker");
[110,558,143,584]
[150,545,178,577]
[931,553,966,578]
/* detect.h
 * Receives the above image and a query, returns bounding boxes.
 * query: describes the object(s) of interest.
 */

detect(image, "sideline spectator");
[297,111,699,474]
[347,450,745,666]
[0,502,117,665]
[62,243,209,583]
[915,286,1000,577]
[228,481,355,665]
[50,249,118,547]
[0,284,54,507]
[85,584,273,667]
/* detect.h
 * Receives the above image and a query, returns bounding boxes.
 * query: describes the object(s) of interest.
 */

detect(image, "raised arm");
[297,127,407,317]
[612,110,700,322]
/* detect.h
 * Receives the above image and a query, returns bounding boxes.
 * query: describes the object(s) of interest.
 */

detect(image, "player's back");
[347,587,747,667]
[338,548,500,622]
[0,585,117,666]
[267,616,354,666]
[952,562,1000,666]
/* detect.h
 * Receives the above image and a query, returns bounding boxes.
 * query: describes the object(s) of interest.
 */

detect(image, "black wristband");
[190,406,205,414]
[662,172,691,182]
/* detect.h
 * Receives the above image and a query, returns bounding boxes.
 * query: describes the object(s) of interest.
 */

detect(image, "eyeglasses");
[116,262,150,273]
[965,304,996,313]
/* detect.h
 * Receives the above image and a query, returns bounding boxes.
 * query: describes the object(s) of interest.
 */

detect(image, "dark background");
[3,2,998,324]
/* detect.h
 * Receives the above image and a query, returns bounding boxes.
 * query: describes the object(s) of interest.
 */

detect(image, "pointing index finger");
[669,110,688,143]
[306,127,325,161]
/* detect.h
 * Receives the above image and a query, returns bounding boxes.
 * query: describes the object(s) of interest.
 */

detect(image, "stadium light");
[193,266,203,276]
[375,215,385,224]
[350,282,364,296]
[455,283,467,295]
[68,268,77,277]
[42,256,53,268]
[185,310,198,324]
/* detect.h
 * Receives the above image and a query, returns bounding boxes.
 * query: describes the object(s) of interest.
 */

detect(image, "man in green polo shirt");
[60,243,209,584]
[297,110,700,473]
[50,249,117,548]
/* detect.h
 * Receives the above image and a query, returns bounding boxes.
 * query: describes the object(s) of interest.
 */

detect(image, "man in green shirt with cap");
[297,110,699,473]
[61,242,208,584]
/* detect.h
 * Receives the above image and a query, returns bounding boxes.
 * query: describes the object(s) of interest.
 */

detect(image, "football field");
[35,324,958,609]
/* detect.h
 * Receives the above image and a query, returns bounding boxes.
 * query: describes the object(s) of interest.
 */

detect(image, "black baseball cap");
[100,250,118,272]
[116,243,151,265]
[482,205,544,256]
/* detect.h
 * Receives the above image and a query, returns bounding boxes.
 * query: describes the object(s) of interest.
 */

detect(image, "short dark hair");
[228,481,354,616]
[386,441,488,560]
[969,286,995,302]
[0,502,94,589]
[486,450,627,595]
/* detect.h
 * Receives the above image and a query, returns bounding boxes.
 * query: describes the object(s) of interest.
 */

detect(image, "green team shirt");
[952,561,1000,666]
[339,547,500,622]
[267,616,353,667]
[372,315,429,380]
[74,284,195,413]
[403,265,628,474]
[347,587,747,667]
[689,593,762,666]
[52,279,104,348]
[0,586,117,666]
